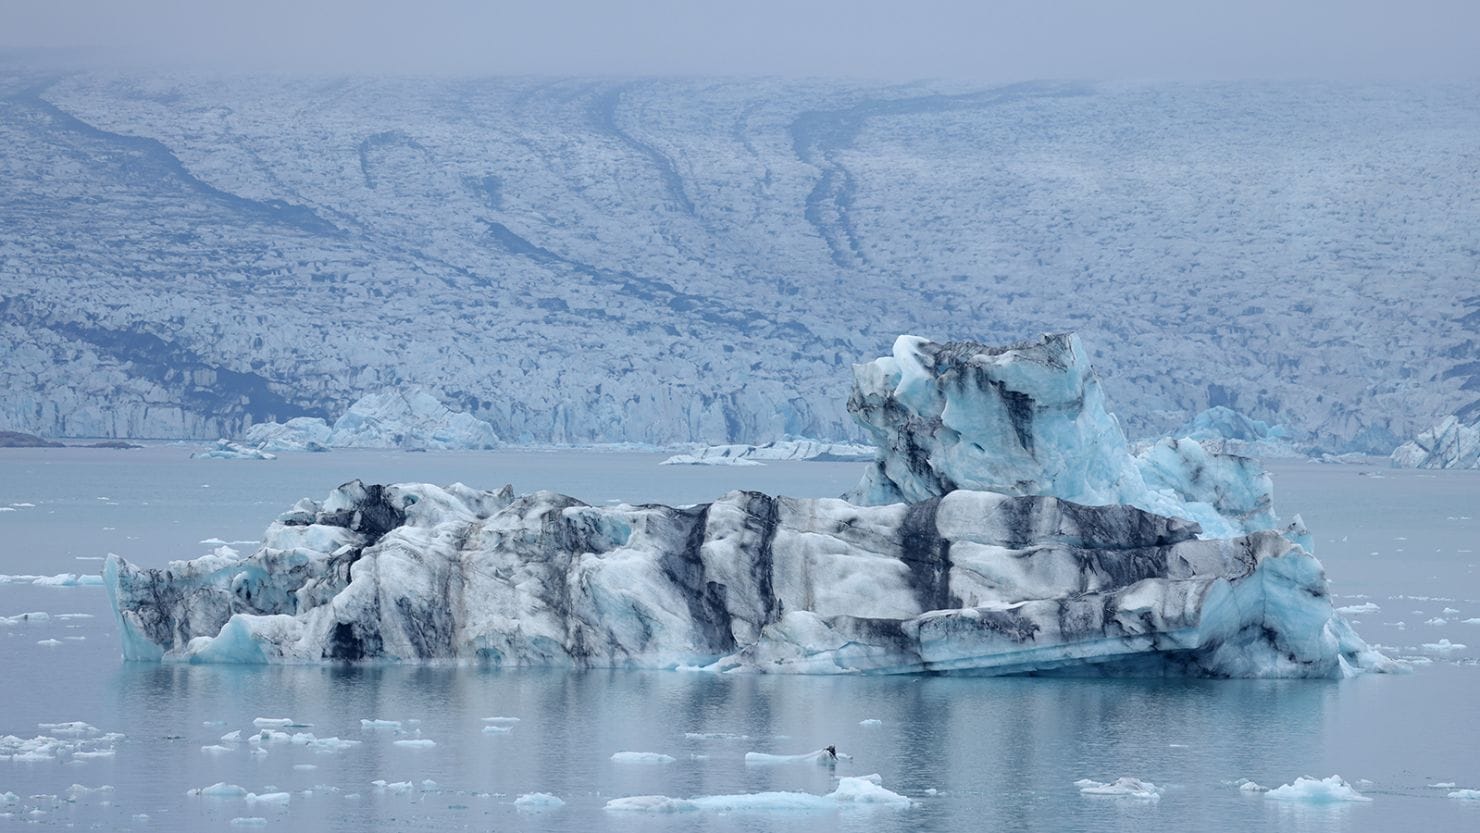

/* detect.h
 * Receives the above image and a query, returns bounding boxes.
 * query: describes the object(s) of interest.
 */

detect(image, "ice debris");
[514,792,565,809]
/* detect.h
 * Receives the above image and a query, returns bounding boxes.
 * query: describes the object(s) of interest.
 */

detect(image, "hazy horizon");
[3,0,1478,82]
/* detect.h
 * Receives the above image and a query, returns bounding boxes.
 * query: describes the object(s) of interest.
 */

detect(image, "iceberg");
[1391,415,1480,469]
[244,388,499,451]
[1170,406,1303,459]
[105,334,1385,678]
[662,439,875,466]
[192,440,276,461]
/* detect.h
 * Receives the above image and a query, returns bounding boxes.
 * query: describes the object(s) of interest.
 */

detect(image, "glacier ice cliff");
[106,334,1385,677]
[1391,415,1480,469]
[244,389,499,451]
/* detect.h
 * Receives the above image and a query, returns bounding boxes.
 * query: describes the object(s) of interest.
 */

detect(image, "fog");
[2,0,1477,80]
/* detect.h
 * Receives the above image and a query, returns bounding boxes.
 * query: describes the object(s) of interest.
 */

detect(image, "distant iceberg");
[244,388,499,451]
[1391,415,1480,469]
[192,440,276,461]
[661,439,874,466]
[108,334,1386,678]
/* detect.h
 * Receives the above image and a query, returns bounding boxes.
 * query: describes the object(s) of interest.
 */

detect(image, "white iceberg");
[245,389,499,451]
[514,792,565,809]
[662,439,874,466]
[1264,775,1371,803]
[105,334,1385,679]
[193,440,276,461]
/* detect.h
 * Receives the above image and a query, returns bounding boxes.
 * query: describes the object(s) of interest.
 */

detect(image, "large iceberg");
[244,389,499,451]
[1391,415,1480,469]
[106,334,1385,678]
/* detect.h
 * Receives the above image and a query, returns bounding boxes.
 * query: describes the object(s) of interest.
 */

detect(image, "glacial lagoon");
[1,446,1477,832]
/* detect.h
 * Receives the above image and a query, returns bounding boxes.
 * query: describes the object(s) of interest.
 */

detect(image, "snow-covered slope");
[1391,415,1480,469]
[105,333,1385,677]
[2,73,1477,447]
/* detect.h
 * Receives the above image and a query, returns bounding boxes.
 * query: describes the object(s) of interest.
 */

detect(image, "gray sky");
[3,0,1477,80]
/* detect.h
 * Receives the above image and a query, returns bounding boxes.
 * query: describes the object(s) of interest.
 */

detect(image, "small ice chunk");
[1426,618,1449,625]
[604,775,910,812]
[1077,777,1162,799]
[1430,782,1457,788]
[859,719,883,727]
[684,732,750,741]
[244,792,290,805]
[189,782,249,798]
[1422,639,1467,652]
[252,718,295,728]
[1449,789,1480,800]
[359,719,401,730]
[221,730,243,743]
[371,780,414,794]
[392,738,436,749]
[230,817,268,826]
[1264,775,1371,803]
[1237,780,1267,793]
[1336,603,1381,615]
[293,764,317,771]
[514,792,565,810]
[481,725,511,734]
[611,751,676,764]
[37,639,63,647]
[202,745,232,754]
[481,716,520,724]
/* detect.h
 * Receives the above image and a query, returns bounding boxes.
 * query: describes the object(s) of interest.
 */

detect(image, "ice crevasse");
[106,333,1390,678]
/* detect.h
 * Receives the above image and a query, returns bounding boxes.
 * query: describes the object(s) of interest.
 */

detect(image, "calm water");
[1,447,1478,832]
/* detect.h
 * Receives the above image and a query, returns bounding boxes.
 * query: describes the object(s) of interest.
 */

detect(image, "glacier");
[2,75,1477,451]
[105,333,1385,678]
[244,389,499,451]
[1391,415,1480,469]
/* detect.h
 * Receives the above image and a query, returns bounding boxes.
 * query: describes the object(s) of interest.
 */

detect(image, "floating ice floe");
[1336,603,1381,615]
[514,793,565,810]
[105,334,1388,679]
[371,780,414,794]
[611,752,676,764]
[392,738,435,749]
[1075,777,1162,799]
[481,716,519,724]
[189,783,249,798]
[1421,639,1467,652]
[661,439,875,467]
[605,774,910,812]
[244,792,290,805]
[230,818,268,827]
[0,574,103,587]
[481,725,511,734]
[745,748,851,766]
[360,719,401,730]
[1263,775,1371,803]
[1,724,122,763]
[859,719,883,727]
[685,732,750,741]
[1449,789,1480,800]
[252,718,295,728]
[1236,779,1268,793]
[202,744,232,754]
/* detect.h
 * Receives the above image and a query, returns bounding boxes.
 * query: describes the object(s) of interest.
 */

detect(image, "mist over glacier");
[1,73,1477,450]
